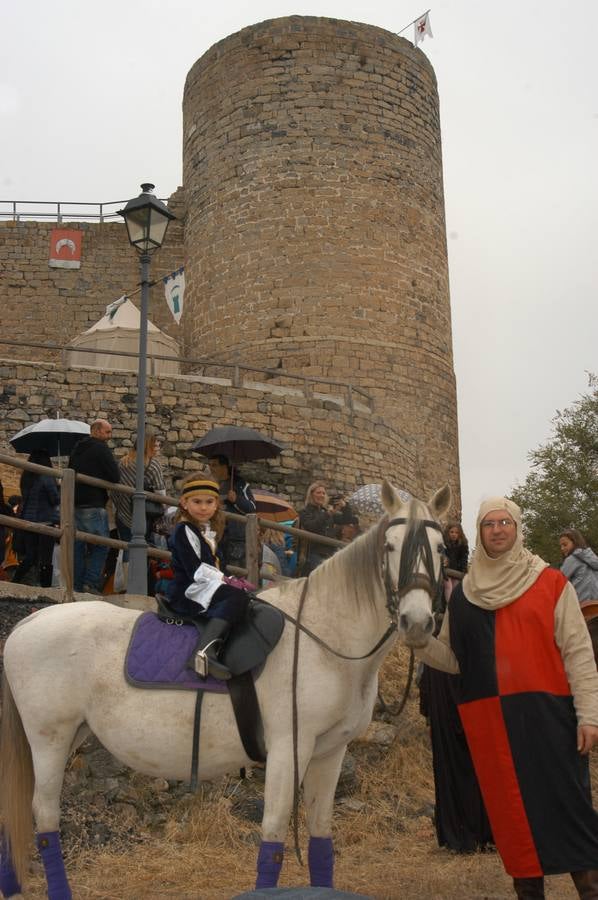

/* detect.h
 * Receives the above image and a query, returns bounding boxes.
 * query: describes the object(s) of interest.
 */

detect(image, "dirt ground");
[1,599,594,899]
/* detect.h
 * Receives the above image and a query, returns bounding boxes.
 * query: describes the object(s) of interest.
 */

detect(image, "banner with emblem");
[49,228,82,269]
[163,267,185,324]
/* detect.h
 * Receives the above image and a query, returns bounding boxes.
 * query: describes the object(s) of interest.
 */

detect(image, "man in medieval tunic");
[417,497,598,899]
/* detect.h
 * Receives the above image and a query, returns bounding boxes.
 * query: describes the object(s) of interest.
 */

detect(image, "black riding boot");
[193,618,232,680]
[513,877,545,899]
[571,870,598,899]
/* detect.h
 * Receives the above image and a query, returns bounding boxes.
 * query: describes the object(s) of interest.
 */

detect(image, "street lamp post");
[119,184,176,595]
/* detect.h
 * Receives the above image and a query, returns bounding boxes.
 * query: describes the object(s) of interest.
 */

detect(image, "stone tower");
[185,16,458,497]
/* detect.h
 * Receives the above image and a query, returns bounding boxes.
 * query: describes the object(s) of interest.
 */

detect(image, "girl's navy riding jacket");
[167,520,248,623]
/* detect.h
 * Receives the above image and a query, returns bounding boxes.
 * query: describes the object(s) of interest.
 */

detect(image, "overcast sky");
[2,0,597,541]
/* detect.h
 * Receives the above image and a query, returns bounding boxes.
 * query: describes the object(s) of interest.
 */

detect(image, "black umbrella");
[9,418,90,457]
[191,425,285,464]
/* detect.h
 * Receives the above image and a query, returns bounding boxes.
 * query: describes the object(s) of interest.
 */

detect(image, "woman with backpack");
[559,528,598,603]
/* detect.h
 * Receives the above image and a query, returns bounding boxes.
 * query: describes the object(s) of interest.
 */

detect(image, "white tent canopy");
[66,298,180,375]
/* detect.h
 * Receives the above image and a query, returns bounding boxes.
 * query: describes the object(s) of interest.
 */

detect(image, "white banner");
[163,267,185,325]
[414,11,433,46]
[105,295,128,320]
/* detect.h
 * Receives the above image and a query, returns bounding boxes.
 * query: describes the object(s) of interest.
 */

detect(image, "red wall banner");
[49,229,82,269]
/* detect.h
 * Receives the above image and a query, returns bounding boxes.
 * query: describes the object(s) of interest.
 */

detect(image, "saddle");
[154,594,285,678]
[125,598,285,777]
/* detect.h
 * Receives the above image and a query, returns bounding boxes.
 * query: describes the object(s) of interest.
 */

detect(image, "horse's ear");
[381,479,407,514]
[428,484,451,519]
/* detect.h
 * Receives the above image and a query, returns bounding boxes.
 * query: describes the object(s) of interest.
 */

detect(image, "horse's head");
[380,481,451,648]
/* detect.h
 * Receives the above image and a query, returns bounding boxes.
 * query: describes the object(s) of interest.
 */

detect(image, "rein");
[275,604,397,660]
[287,512,444,864]
[290,578,309,865]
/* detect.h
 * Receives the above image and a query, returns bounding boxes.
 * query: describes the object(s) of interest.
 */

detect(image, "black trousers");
[12,530,55,584]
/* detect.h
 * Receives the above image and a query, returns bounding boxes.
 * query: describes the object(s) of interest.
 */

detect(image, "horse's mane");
[307,498,432,609]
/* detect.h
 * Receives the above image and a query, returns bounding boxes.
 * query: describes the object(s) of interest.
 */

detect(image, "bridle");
[382,516,445,621]
[375,514,445,721]
[279,513,446,659]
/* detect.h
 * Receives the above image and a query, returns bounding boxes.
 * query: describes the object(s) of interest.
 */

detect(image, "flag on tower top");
[414,11,433,47]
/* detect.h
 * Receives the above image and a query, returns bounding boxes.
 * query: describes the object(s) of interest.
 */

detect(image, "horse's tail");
[0,670,34,885]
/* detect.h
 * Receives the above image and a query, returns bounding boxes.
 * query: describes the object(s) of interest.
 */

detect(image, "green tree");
[510,375,598,564]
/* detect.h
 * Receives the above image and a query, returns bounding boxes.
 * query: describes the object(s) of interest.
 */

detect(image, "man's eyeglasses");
[480,518,515,530]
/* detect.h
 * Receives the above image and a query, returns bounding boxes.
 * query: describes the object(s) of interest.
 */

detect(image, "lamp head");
[118,183,176,255]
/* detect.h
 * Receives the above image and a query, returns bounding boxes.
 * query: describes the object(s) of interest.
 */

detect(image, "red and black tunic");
[450,568,598,877]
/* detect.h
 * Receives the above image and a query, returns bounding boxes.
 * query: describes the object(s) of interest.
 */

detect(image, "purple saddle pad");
[125,611,229,693]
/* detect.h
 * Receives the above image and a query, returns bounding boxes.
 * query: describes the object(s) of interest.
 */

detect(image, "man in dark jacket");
[208,455,256,571]
[68,419,119,593]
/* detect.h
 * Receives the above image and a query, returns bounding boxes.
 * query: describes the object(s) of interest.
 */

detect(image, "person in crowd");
[330,494,360,542]
[559,528,598,604]
[443,521,469,574]
[260,527,287,581]
[0,482,16,578]
[11,451,60,588]
[297,482,337,576]
[417,497,598,899]
[208,455,256,571]
[112,428,166,548]
[6,495,24,566]
[68,418,120,594]
[8,495,21,515]
[166,471,250,679]
[419,521,492,854]
[279,518,298,577]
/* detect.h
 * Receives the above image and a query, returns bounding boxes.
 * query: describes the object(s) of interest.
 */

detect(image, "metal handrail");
[0,199,167,224]
[0,337,374,410]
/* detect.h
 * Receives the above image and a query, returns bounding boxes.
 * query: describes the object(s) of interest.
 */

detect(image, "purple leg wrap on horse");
[308,836,334,888]
[255,840,285,888]
[0,834,21,897]
[36,832,72,900]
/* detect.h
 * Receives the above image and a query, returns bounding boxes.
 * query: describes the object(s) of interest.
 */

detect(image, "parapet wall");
[0,190,186,363]
[0,358,418,505]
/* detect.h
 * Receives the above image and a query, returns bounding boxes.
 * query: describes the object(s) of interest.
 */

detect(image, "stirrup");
[193,639,230,679]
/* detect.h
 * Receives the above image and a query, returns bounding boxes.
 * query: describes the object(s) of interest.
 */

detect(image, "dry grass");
[18,643,591,899]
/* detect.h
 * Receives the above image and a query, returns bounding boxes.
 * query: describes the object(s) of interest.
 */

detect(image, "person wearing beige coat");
[417,497,598,900]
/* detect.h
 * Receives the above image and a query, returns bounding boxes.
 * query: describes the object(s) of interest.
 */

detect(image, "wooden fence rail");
[0,452,344,601]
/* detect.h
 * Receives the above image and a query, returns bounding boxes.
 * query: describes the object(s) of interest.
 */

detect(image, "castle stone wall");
[0,359,416,505]
[183,16,459,496]
[0,16,461,510]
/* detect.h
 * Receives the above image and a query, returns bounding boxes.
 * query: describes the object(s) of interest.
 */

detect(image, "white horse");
[0,481,450,899]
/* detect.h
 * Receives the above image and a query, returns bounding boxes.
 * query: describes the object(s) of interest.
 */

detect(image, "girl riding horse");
[166,471,250,680]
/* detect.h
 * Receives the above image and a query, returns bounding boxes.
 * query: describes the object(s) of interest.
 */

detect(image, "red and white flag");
[414,11,433,47]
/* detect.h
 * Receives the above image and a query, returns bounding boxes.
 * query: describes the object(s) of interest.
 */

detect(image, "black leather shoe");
[193,617,232,680]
